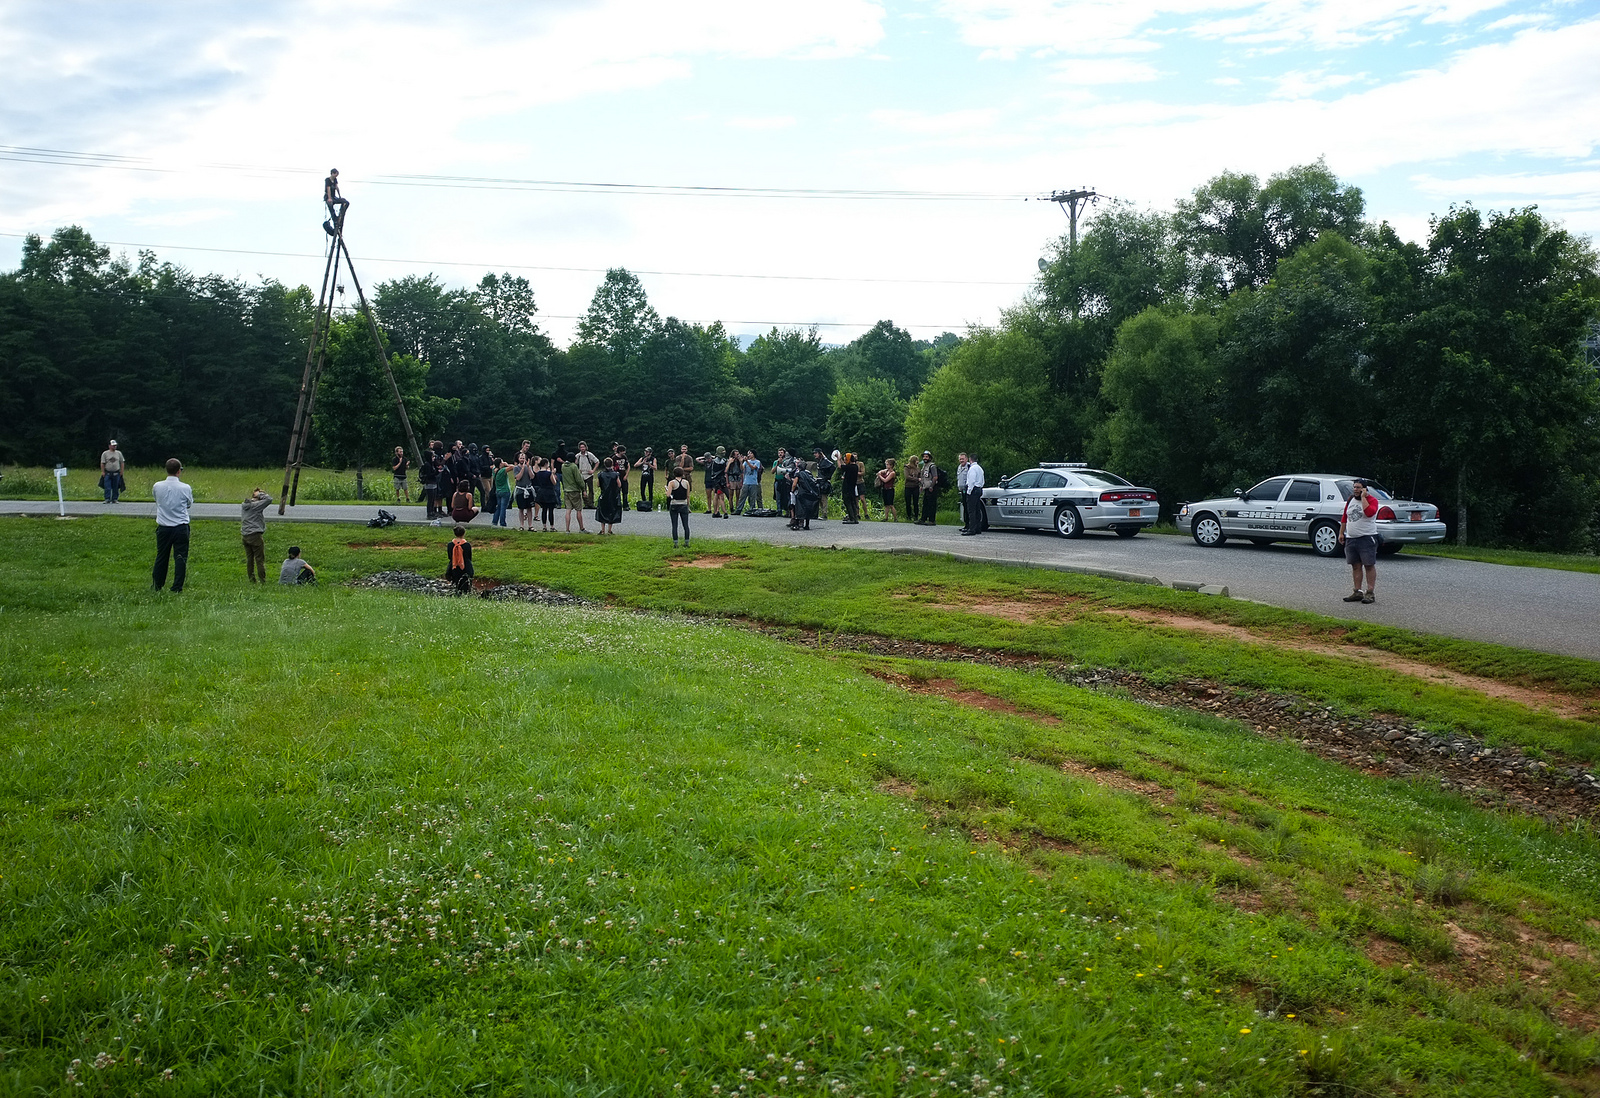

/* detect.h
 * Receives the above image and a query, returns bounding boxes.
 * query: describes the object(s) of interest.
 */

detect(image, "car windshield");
[1073,469,1133,488]
[1004,470,1042,490]
[1335,479,1393,501]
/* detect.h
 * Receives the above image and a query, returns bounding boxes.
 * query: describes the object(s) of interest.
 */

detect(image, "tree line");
[0,229,948,478]
[2,159,1596,548]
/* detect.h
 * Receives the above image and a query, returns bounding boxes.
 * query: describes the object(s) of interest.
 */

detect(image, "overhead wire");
[0,231,1029,288]
[0,144,1042,202]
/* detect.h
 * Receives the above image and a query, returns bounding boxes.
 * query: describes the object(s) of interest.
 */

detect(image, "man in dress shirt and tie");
[152,458,195,592]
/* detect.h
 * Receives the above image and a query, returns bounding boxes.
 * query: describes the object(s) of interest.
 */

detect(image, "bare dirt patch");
[1099,608,1596,720]
[891,585,1086,625]
[668,555,745,570]
[861,667,1060,724]
[1058,759,1171,801]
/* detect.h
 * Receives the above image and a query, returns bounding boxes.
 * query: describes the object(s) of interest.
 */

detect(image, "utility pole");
[1048,188,1101,254]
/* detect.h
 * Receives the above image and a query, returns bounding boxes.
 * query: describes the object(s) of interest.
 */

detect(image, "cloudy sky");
[2,0,1596,344]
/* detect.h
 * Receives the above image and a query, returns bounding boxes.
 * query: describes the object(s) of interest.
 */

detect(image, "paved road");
[8,498,1599,661]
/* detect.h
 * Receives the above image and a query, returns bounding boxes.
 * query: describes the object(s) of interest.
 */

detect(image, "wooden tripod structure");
[278,209,426,514]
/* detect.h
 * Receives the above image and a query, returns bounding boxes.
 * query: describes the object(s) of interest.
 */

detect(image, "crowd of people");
[395,438,973,540]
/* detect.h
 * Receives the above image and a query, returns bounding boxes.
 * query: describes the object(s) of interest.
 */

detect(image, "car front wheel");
[1054,505,1083,539]
[1191,514,1226,547]
[1310,520,1341,558]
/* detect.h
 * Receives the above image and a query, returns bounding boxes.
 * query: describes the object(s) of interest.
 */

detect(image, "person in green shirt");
[560,458,588,533]
[491,459,513,527]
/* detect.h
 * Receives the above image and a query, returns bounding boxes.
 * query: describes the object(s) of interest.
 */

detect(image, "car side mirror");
[1232,488,1244,499]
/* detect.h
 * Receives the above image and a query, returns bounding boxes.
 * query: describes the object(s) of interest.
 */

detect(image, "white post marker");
[54,464,70,519]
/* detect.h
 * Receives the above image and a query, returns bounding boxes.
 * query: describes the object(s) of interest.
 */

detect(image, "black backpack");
[935,466,950,491]
[367,509,397,528]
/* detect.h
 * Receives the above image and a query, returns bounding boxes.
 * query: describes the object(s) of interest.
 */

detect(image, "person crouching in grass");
[445,526,474,594]
[278,546,316,585]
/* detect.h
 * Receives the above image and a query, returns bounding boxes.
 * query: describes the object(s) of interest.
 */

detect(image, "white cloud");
[930,0,1518,56]
[870,108,1002,134]
[1049,58,1162,83]
[726,116,799,131]
[1270,68,1362,97]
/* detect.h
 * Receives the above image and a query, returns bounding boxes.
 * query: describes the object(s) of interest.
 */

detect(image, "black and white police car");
[980,463,1160,539]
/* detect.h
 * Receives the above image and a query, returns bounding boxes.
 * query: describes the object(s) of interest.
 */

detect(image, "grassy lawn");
[0,464,386,504]
[3,516,1598,1096]
[1407,544,1600,575]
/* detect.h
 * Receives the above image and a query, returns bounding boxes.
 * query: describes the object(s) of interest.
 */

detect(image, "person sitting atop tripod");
[325,169,349,220]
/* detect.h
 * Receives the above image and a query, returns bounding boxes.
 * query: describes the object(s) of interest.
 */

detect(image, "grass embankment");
[1407,544,1600,575]
[2,517,1598,1095]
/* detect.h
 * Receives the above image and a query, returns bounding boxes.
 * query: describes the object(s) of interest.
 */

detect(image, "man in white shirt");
[960,455,986,536]
[152,458,195,592]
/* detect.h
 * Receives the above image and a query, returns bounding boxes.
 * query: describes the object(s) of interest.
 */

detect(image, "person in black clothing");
[444,526,473,594]
[434,455,455,516]
[634,447,657,507]
[324,169,349,223]
[419,455,439,517]
[812,448,835,520]
[841,452,861,524]
[792,465,820,530]
[666,468,692,546]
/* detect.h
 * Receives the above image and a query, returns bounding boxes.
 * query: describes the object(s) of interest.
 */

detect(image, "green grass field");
[2,516,1598,1096]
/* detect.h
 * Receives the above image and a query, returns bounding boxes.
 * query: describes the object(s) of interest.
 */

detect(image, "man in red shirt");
[1338,479,1381,604]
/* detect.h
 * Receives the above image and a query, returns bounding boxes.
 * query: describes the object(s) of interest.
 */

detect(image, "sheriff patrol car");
[1176,474,1446,557]
[979,463,1160,539]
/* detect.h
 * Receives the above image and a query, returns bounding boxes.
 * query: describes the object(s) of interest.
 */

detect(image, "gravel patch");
[349,570,590,607]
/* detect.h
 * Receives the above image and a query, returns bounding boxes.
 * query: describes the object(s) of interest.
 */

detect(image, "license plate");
[1128,509,1142,518]
[1410,511,1422,522]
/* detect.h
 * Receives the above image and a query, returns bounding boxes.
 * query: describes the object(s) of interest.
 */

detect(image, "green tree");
[1175,160,1366,295]
[826,377,906,462]
[904,327,1064,478]
[312,317,456,496]
[830,320,928,400]
[1366,207,1600,548]
[1097,309,1221,510]
[1211,233,1374,481]
[738,327,835,452]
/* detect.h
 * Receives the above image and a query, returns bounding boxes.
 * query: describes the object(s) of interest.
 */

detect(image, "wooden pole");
[279,227,342,514]
[338,239,426,476]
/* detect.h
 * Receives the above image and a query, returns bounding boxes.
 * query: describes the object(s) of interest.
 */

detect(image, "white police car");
[980,463,1160,539]
[1176,474,1446,557]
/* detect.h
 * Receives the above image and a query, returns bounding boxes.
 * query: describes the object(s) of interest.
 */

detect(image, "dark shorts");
[880,488,895,506]
[1344,533,1378,566]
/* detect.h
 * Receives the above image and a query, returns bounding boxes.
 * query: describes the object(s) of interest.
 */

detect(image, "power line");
[0,144,1037,202]
[0,231,1028,288]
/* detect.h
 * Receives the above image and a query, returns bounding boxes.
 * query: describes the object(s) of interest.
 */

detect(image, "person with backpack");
[811,448,835,520]
[634,447,657,508]
[917,451,942,525]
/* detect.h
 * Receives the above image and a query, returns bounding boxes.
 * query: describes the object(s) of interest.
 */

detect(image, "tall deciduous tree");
[1175,160,1365,295]
[826,377,906,463]
[905,327,1063,478]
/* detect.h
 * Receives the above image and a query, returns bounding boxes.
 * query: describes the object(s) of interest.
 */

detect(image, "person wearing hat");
[99,439,126,503]
[917,451,940,525]
[151,458,194,592]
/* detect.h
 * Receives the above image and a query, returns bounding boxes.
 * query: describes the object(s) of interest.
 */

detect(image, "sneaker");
[1342,590,1363,602]
[1362,591,1375,604]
